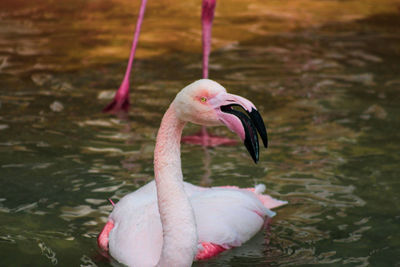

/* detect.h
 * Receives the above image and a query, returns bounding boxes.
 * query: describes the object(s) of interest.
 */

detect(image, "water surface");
[0,0,399,266]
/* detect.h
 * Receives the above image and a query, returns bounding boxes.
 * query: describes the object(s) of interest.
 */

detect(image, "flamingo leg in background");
[201,0,215,80]
[182,0,237,146]
[103,0,147,114]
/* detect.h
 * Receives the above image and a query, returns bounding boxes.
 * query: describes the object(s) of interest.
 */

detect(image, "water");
[1,0,400,266]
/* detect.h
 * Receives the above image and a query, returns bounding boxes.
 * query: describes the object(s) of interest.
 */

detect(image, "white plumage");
[106,181,286,267]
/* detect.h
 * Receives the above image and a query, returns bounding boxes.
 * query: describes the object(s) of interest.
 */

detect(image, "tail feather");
[214,184,288,210]
[254,184,266,194]
[252,184,288,210]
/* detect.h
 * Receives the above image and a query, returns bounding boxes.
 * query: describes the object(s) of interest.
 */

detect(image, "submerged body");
[99,181,286,266]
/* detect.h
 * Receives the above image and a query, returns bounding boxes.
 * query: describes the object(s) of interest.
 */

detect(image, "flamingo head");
[173,79,268,163]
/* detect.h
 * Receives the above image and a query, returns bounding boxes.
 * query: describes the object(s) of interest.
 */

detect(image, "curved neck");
[154,105,198,267]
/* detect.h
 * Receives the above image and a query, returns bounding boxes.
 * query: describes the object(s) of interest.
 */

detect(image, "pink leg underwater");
[103,0,147,114]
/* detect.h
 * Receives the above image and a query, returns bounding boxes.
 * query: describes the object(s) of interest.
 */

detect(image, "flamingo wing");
[191,188,274,253]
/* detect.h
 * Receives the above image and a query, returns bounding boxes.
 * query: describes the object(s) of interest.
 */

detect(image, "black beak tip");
[244,137,259,164]
[252,155,259,164]
[247,148,258,164]
[248,108,268,149]
[221,104,266,164]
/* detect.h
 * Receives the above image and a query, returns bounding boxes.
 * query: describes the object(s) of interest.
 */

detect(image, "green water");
[0,1,399,266]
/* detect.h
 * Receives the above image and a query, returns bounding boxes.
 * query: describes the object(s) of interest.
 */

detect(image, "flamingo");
[97,79,287,266]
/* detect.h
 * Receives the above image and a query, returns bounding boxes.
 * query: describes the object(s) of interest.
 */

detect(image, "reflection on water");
[1,0,400,266]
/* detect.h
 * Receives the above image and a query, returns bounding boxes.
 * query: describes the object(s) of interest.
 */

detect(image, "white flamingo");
[98,79,287,267]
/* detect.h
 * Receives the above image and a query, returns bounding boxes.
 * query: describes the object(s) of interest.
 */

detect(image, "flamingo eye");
[200,97,207,103]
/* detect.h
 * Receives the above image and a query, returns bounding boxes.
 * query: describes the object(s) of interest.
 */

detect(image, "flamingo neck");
[154,105,198,267]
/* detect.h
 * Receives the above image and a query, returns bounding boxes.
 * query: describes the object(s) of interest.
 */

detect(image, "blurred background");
[0,0,399,266]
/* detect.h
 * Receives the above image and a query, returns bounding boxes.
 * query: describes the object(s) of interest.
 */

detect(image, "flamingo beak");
[211,92,268,163]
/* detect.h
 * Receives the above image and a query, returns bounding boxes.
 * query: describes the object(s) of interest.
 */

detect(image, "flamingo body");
[99,181,286,266]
